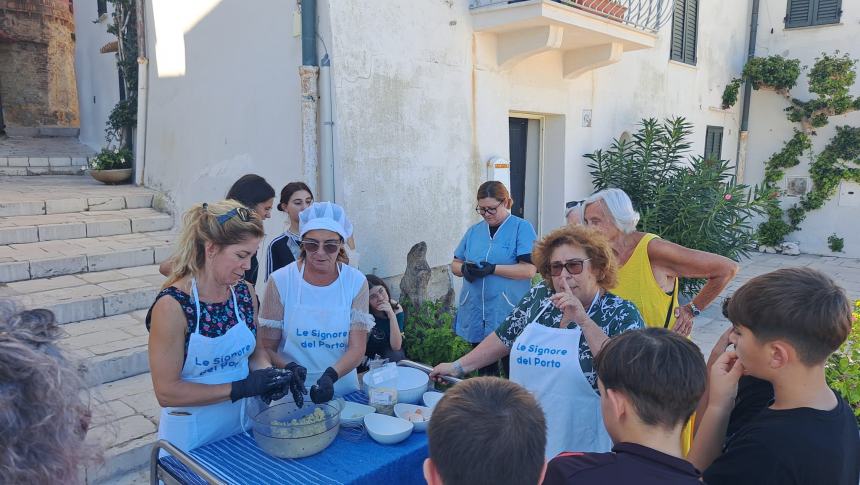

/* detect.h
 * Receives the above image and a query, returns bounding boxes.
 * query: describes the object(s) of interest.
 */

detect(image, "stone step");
[86,373,160,484]
[0,165,87,176]
[0,231,174,283]
[0,208,173,244]
[0,175,165,216]
[63,308,152,386]
[0,263,165,323]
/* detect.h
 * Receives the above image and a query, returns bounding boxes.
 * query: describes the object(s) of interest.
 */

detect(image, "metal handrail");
[397,359,462,385]
[150,439,227,485]
[470,0,675,34]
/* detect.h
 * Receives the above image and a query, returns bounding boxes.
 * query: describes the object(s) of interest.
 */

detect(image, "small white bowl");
[340,401,376,425]
[364,413,413,445]
[393,403,432,432]
[422,391,444,410]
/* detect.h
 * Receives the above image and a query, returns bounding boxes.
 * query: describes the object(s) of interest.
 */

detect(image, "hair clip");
[202,202,208,211]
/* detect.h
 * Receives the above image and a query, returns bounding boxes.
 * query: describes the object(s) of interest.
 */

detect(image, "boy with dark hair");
[689,267,859,485]
[543,328,706,484]
[424,377,547,485]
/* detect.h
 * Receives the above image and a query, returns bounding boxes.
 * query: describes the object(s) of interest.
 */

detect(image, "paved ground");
[0,135,96,157]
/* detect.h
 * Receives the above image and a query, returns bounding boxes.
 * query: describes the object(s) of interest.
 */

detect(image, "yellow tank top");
[613,233,679,329]
[613,233,693,454]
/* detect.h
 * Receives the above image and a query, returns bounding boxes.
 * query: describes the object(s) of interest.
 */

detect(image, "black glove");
[472,262,496,277]
[285,362,308,408]
[310,367,339,404]
[461,263,478,283]
[261,369,291,404]
[231,367,289,403]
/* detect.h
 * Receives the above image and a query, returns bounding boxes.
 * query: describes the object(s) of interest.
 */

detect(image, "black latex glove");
[461,263,478,283]
[231,367,289,403]
[310,367,339,404]
[285,362,308,408]
[472,262,496,277]
[261,369,291,404]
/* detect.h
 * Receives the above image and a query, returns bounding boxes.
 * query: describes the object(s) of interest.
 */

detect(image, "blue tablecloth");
[159,392,429,485]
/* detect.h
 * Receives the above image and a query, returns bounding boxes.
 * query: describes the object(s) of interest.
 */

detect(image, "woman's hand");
[376,301,394,315]
[549,278,588,326]
[708,350,745,411]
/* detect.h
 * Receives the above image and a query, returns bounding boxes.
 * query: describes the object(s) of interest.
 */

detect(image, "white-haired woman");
[582,188,738,454]
[260,202,374,403]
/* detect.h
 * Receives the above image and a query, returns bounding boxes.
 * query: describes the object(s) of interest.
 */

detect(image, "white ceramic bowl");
[364,413,413,445]
[363,366,430,404]
[422,391,444,410]
[393,403,432,432]
[340,401,376,425]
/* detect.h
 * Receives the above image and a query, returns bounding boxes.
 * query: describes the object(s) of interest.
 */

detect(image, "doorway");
[508,116,541,231]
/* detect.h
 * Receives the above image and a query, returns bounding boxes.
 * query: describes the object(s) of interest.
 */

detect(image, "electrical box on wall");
[488,156,511,190]
[838,181,860,207]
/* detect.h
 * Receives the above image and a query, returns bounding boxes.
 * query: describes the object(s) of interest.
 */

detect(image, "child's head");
[723,267,852,374]
[425,377,547,485]
[366,274,398,314]
[595,328,706,441]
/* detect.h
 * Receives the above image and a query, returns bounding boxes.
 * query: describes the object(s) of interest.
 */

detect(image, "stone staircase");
[0,134,96,175]
[0,176,172,483]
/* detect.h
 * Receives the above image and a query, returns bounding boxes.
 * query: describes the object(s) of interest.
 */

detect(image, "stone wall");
[0,0,79,128]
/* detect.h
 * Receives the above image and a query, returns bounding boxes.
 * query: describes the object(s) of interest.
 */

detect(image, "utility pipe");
[736,0,759,183]
[134,0,148,186]
[300,0,320,195]
[319,53,335,202]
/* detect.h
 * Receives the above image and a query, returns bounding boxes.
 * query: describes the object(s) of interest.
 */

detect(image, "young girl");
[265,182,313,281]
[365,274,405,364]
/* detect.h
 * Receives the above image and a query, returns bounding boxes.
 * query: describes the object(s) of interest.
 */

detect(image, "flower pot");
[88,168,133,185]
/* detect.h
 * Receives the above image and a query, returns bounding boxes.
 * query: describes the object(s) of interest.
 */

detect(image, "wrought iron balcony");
[470,0,668,78]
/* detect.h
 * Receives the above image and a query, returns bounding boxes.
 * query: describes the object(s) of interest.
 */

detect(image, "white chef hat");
[298,201,353,240]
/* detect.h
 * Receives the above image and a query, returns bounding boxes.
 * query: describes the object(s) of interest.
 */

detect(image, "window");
[670,0,698,65]
[785,0,842,28]
[704,126,724,160]
[97,0,107,16]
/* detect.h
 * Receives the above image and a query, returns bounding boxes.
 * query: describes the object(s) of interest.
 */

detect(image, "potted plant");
[86,146,133,184]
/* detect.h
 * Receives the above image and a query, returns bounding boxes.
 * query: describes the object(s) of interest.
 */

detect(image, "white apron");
[157,279,256,452]
[509,292,612,458]
[277,263,360,397]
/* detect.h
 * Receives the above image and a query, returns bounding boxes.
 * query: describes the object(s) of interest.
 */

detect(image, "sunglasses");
[549,258,591,276]
[301,239,341,254]
[475,200,504,216]
[204,203,252,225]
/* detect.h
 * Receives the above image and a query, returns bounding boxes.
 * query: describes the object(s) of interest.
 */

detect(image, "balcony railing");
[470,0,674,34]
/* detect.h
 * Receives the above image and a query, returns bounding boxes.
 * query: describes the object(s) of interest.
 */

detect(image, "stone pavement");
[0,135,96,175]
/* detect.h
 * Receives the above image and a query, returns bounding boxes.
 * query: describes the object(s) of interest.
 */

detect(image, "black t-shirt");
[727,376,774,438]
[365,312,405,359]
[266,232,299,282]
[543,442,701,485]
[704,391,860,485]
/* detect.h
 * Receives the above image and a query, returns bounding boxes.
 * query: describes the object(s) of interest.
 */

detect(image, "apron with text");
[509,293,612,458]
[158,279,256,452]
[279,263,360,397]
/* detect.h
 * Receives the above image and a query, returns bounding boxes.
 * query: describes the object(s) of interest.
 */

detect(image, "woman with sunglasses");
[147,200,306,453]
[433,225,644,457]
[451,181,537,376]
[259,202,374,404]
[159,174,275,285]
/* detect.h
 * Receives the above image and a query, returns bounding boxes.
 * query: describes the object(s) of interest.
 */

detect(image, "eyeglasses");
[301,239,341,254]
[204,203,252,225]
[475,200,504,215]
[549,258,591,276]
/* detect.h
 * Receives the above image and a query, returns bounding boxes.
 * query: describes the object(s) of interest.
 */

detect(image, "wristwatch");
[687,302,701,317]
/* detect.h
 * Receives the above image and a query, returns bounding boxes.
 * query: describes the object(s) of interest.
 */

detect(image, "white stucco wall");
[73,0,120,150]
[744,0,860,257]
[141,0,305,290]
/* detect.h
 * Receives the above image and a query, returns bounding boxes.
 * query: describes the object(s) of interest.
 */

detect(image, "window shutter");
[786,0,813,28]
[670,0,686,62]
[683,0,698,64]
[97,0,107,16]
[705,126,724,160]
[813,0,841,25]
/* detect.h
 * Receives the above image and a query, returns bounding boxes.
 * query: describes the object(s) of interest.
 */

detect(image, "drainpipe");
[319,52,335,202]
[134,0,148,186]
[736,0,759,183]
[300,0,320,195]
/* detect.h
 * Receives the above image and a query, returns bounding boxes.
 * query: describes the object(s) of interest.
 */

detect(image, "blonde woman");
[147,200,306,453]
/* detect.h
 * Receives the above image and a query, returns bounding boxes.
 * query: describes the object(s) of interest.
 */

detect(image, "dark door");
[508,117,528,218]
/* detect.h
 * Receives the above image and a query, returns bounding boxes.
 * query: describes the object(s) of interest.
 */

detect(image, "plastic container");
[365,362,399,415]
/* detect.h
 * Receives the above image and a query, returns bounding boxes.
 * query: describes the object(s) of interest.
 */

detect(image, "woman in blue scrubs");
[452,181,537,376]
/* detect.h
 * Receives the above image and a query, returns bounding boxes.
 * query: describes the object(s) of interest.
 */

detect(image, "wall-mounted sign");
[582,109,592,128]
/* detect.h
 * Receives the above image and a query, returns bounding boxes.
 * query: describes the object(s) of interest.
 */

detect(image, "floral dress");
[495,280,644,393]
[145,281,256,360]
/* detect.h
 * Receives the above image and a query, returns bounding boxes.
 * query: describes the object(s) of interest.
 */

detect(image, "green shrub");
[825,300,860,425]
[722,78,742,109]
[827,233,845,253]
[743,55,802,91]
[586,117,770,295]
[401,296,471,367]
[89,147,133,170]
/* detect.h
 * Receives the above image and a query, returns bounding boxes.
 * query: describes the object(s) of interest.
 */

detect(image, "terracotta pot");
[89,168,133,184]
